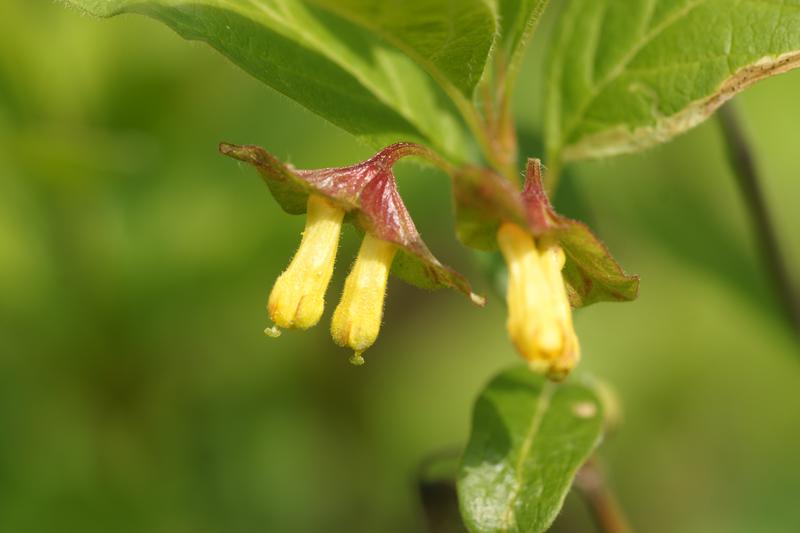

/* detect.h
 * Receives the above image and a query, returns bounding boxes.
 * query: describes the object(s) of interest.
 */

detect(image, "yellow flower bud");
[267,194,344,333]
[497,222,580,380]
[330,233,398,365]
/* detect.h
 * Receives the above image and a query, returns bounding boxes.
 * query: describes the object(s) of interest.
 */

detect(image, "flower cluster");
[222,142,638,379]
[222,142,482,365]
[266,193,399,365]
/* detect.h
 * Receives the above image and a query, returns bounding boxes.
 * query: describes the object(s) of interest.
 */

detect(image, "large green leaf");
[65,0,498,162]
[310,0,496,97]
[458,366,605,532]
[545,0,800,164]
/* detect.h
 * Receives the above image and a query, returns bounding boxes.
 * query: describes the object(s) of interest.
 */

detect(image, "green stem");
[716,103,800,334]
[574,458,633,533]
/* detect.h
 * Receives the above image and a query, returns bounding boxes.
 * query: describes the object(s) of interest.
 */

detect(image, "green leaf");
[458,366,605,533]
[65,0,497,162]
[310,0,496,97]
[545,0,800,164]
[496,0,550,74]
[556,220,640,307]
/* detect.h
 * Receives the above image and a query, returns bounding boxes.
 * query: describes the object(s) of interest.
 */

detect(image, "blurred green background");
[1,2,799,532]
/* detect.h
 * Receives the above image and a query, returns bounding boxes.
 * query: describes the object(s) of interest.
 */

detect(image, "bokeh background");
[1,2,799,532]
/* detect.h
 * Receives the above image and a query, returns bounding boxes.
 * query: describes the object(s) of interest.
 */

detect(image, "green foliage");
[495,0,550,76]
[68,1,800,169]
[310,0,495,96]
[66,0,498,162]
[48,1,800,532]
[545,0,800,165]
[458,367,605,532]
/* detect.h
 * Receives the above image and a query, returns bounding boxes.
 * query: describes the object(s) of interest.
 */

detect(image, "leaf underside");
[458,366,605,533]
[66,0,498,163]
[546,0,800,164]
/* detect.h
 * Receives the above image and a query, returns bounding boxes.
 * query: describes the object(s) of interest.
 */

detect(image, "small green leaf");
[545,0,800,164]
[65,0,497,162]
[458,366,605,533]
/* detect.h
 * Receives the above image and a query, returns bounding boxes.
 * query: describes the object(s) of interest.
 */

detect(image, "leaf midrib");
[241,0,441,142]
[500,380,556,530]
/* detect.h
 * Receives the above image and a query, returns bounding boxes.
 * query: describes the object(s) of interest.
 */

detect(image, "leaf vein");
[558,0,709,148]
[500,381,556,530]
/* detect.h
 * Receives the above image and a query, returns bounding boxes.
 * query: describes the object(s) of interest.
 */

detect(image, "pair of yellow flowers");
[267,193,579,378]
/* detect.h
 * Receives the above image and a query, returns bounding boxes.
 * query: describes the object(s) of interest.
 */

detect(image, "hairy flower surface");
[223,142,636,371]
[266,194,344,335]
[222,141,483,363]
[498,222,579,380]
[331,234,398,365]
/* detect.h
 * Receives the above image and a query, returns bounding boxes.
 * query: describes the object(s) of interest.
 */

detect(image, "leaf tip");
[470,292,487,307]
[219,141,247,160]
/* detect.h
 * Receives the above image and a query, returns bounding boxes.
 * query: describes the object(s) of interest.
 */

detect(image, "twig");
[574,458,632,533]
[717,103,800,333]
[416,447,465,533]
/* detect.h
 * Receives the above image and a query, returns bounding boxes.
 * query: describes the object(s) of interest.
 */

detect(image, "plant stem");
[574,458,632,533]
[716,103,800,333]
[416,447,464,533]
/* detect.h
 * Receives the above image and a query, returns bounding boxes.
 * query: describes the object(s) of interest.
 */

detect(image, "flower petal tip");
[470,292,487,307]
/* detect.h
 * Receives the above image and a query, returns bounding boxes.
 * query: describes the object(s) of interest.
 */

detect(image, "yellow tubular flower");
[497,222,580,380]
[330,233,398,365]
[267,194,344,334]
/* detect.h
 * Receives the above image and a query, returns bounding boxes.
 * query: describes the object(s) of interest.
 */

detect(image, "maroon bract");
[454,159,639,308]
[220,142,483,304]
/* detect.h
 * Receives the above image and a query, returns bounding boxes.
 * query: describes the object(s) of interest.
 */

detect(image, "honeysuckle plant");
[219,141,637,373]
[66,0,800,531]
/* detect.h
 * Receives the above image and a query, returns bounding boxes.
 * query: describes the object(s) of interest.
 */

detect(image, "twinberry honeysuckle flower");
[498,222,579,380]
[222,140,636,374]
[220,141,483,363]
[453,158,637,380]
[266,194,344,336]
[331,233,398,365]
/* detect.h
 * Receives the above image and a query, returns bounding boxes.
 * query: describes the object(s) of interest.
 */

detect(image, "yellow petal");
[497,222,580,380]
[268,194,344,330]
[330,233,397,362]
